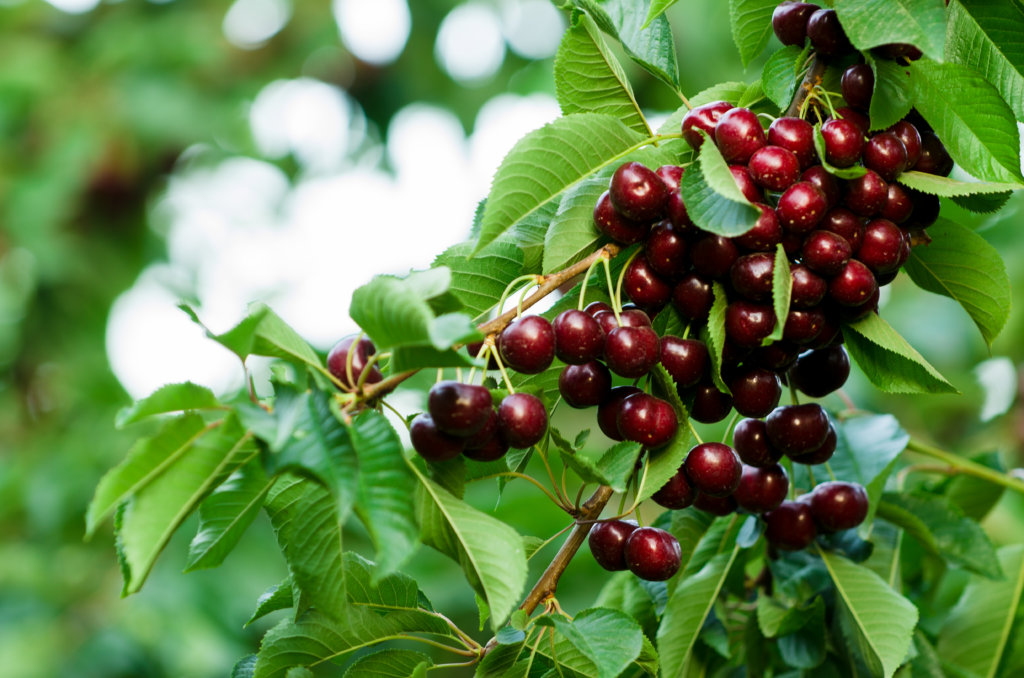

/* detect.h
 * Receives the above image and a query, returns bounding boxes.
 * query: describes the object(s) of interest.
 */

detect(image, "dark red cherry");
[682,100,735,149]
[588,519,638,571]
[752,341,801,372]
[864,132,909,182]
[880,184,914,224]
[875,43,922,61]
[857,218,905,274]
[673,274,714,322]
[428,381,494,437]
[656,165,694,229]
[684,442,743,497]
[618,393,678,448]
[841,64,874,110]
[915,132,954,176]
[609,161,667,221]
[689,381,734,424]
[783,308,826,345]
[645,220,689,278]
[730,252,775,302]
[749,146,801,191]
[594,191,649,244]
[906,189,941,230]
[768,117,816,168]
[835,107,871,135]
[410,413,465,462]
[624,527,682,581]
[727,367,782,418]
[772,2,820,45]
[777,181,828,234]
[801,166,841,209]
[829,259,878,306]
[821,207,865,250]
[735,204,783,251]
[809,481,869,532]
[499,315,555,374]
[597,386,642,441]
[694,492,738,516]
[584,300,613,317]
[652,465,696,510]
[463,434,509,462]
[807,310,842,349]
[733,418,784,467]
[790,345,850,397]
[553,309,605,365]
[691,234,739,279]
[844,170,888,216]
[463,407,499,448]
[806,8,852,57]
[766,403,830,458]
[790,264,827,308]
[801,230,852,276]
[619,306,652,327]
[623,255,673,312]
[765,501,817,550]
[725,300,776,347]
[836,285,880,322]
[730,165,765,204]
[559,361,612,408]
[327,335,383,389]
[889,120,922,168]
[821,118,864,168]
[715,108,767,165]
[605,326,660,378]
[734,464,790,514]
[497,393,548,449]
[660,336,709,389]
[800,426,837,465]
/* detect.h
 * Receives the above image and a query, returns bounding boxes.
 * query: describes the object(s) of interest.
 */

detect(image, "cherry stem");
[905,439,1024,495]
[786,55,828,118]
[824,461,837,481]
[686,417,704,445]
[614,248,642,315]
[526,522,576,561]
[496,274,542,321]
[576,254,607,312]
[601,256,623,324]
[489,344,517,394]
[678,90,693,110]
[474,472,571,512]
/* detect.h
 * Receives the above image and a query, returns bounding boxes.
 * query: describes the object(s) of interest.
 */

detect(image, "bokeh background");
[2,1,1023,676]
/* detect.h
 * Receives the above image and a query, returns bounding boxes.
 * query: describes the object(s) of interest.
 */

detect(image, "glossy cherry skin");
[684,442,743,497]
[725,300,776,348]
[604,325,660,378]
[428,381,494,437]
[772,2,820,45]
[906,189,941,230]
[734,464,790,514]
[841,63,874,110]
[801,166,841,209]
[889,120,922,168]
[694,492,738,516]
[410,413,465,462]
[689,381,734,424]
[691,234,739,279]
[768,117,816,168]
[682,100,735,148]
[327,336,383,389]
[749,145,801,191]
[730,252,775,302]
[915,132,954,176]
[645,220,689,277]
[864,132,909,182]
[584,300,613,317]
[618,393,678,449]
[777,181,828,234]
[857,218,905,274]
[594,191,648,244]
[610,161,668,221]
[715,108,767,165]
[559,361,612,409]
[752,341,801,372]
[835,107,871,135]
[588,519,638,571]
[790,345,850,397]
[881,184,914,224]
[463,435,509,462]
[875,42,922,61]
[497,393,548,449]
[802,230,852,276]
[821,118,864,167]
[735,204,783,251]
[829,259,878,306]
[660,336,709,389]
[623,255,673,311]
[652,466,696,509]
[806,8,852,56]
[800,426,838,465]
[809,481,869,532]
[624,527,682,581]
[730,165,765,203]
[552,309,605,365]
[844,170,888,216]
[783,308,826,345]
[790,264,828,308]
[733,418,784,467]
[766,403,831,459]
[727,367,782,418]
[656,165,693,229]
[499,315,556,374]
[821,207,865,250]
[765,501,818,551]
[597,386,642,441]
[673,274,714,322]
[593,308,650,336]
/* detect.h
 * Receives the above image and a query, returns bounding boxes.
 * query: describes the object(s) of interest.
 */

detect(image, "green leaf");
[413,470,527,631]
[548,608,645,678]
[767,243,792,342]
[701,282,731,395]
[844,312,957,394]
[233,656,257,678]
[642,0,678,29]
[952,191,1013,214]
[555,10,650,136]
[812,122,868,179]
[542,173,608,274]
[115,382,221,427]
[475,113,647,252]
[432,240,526,320]
[820,550,919,678]
[342,650,433,677]
[946,0,1024,122]
[938,545,1024,678]
[834,0,947,61]
[186,458,273,571]
[680,137,761,237]
[116,416,254,593]
[898,170,1023,196]
[757,595,825,638]
[903,219,1011,347]
[667,509,718,575]
[762,45,807,110]
[910,58,1024,183]
[729,0,778,67]
[945,451,1007,520]
[552,429,642,492]
[572,0,680,89]
[867,57,913,131]
[247,578,294,626]
[876,491,1002,578]
[637,426,692,504]
[349,411,419,578]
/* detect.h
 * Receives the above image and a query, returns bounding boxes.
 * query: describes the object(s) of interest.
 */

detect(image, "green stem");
[496,274,541,319]
[601,257,622,324]
[906,439,1024,495]
[576,254,606,311]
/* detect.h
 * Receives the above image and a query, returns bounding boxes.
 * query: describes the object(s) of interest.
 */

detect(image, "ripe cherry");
[857,218,905,274]
[682,100,734,149]
[790,345,851,397]
[594,191,649,244]
[660,336,709,389]
[499,315,555,374]
[809,481,869,532]
[691,234,739,279]
[766,403,831,458]
[802,230,852,276]
[597,386,642,441]
[768,117,816,168]
[806,8,852,56]
[645,220,689,277]
[656,165,693,229]
[735,204,783,251]
[844,170,888,216]
[906,189,941,230]
[553,309,605,365]
[559,361,612,409]
[428,381,494,437]
[783,308,826,345]
[727,367,782,418]
[915,132,954,176]
[748,146,801,191]
[880,184,914,224]
[623,255,673,311]
[588,519,638,571]
[730,252,775,302]
[800,426,838,465]
[673,274,714,322]
[730,165,765,203]
[772,2,820,45]
[829,259,878,306]
[610,161,667,221]
[410,413,465,462]
[584,300,613,317]
[327,335,383,389]
[652,466,696,510]
[752,341,801,372]
[821,207,864,250]
[734,464,790,514]
[715,108,767,165]
[497,393,548,449]
[863,132,909,182]
[841,63,874,110]
[889,120,922,168]
[790,264,828,308]
[617,393,678,449]
[684,442,743,497]
[733,418,784,467]
[624,527,682,581]
[801,166,841,209]
[604,325,660,378]
[463,435,509,462]
[765,501,817,550]
[835,107,870,135]
[821,118,864,167]
[694,492,738,516]
[777,181,828,234]
[725,300,776,347]
[689,381,734,424]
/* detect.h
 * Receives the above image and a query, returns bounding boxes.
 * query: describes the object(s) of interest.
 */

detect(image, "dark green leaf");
[572,0,680,89]
[729,0,778,67]
[867,57,913,131]
[762,46,807,110]
[549,608,645,678]
[542,172,608,274]
[945,451,1006,520]
[757,595,824,638]
[432,240,526,320]
[342,650,433,677]
[247,578,294,626]
[115,382,221,427]
[946,0,1024,122]
[233,656,257,678]
[844,312,957,394]
[680,137,760,237]
[834,0,946,61]
[951,191,1013,213]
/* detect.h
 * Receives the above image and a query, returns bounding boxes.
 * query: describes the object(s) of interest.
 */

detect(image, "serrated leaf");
[549,608,645,678]
[667,509,718,576]
[555,10,650,135]
[233,655,257,678]
[637,428,692,504]
[951,191,1013,213]
[812,122,869,179]
[543,173,608,274]
[899,170,1023,196]
[937,545,1024,678]
[910,58,1024,183]
[572,0,680,89]
[820,550,918,678]
[432,241,526,320]
[342,650,433,677]
[738,78,766,108]
[642,0,678,29]
[248,578,294,626]
[834,0,946,62]
[186,458,273,571]
[115,382,221,427]
[680,137,760,236]
[947,0,1024,123]
[729,0,778,67]
[903,219,1011,347]
[762,45,807,110]
[757,595,824,638]
[475,113,647,253]
[867,57,913,131]
[701,282,731,394]
[877,491,1002,578]
[554,431,643,493]
[767,243,792,342]
[844,312,958,394]
[657,82,751,137]
[413,470,527,631]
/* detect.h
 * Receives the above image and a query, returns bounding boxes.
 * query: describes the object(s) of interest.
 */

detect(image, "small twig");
[906,439,1024,494]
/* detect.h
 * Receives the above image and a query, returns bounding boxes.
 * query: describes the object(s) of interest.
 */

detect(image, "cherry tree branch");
[786,55,828,118]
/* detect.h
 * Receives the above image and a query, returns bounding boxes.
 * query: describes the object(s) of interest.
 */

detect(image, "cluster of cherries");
[772,2,923,62]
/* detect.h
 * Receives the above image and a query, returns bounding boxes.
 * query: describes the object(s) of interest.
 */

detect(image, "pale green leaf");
[946,0,1024,122]
[899,170,1023,196]
[701,282,731,394]
[572,0,680,88]
[115,382,221,427]
[835,0,947,61]
[844,312,958,394]
[729,0,778,67]
[642,0,678,29]
[542,173,608,275]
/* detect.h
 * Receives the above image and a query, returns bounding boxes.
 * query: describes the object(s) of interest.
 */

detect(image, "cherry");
[829,259,878,307]
[715,108,767,165]
[790,345,850,397]
[800,426,837,465]
[410,413,465,462]
[559,361,612,409]
[497,392,548,449]
[915,132,954,176]
[682,100,734,149]
[764,501,817,550]
[837,286,880,322]
[864,132,909,182]
[880,184,914,224]
[463,435,509,462]
[673,274,714,322]
[727,367,782,418]
[733,418,784,467]
[327,335,383,389]
[807,311,842,349]
[499,315,555,374]
[597,386,642,441]
[624,527,682,581]
[803,230,852,275]
[772,2,820,45]
[752,341,800,372]
[766,403,830,458]
[463,408,499,448]
[734,204,783,251]
[725,300,776,347]
[768,117,816,168]
[652,466,696,509]
[684,442,743,497]
[782,231,805,259]
[594,191,649,244]
[734,464,790,514]
[906,189,941,230]
[584,300,613,317]
[857,218,905,274]
[820,118,864,167]
[609,161,667,221]
[694,492,738,516]
[552,309,604,365]
[841,63,874,110]
[428,381,494,437]
[730,165,765,203]
[806,8,852,56]
[783,308,826,345]
[821,207,865,250]
[835,107,871,135]
[588,519,638,571]
[889,120,922,168]
[691,234,739,279]
[790,264,827,308]
[689,381,734,424]
[844,170,888,216]
[875,43,922,61]
[604,325,660,378]
[730,252,775,302]
[645,220,689,278]
[749,146,801,191]
[801,166,841,209]
[660,336,709,389]
[777,181,828,234]
[623,255,673,311]
[809,481,869,532]
[618,393,678,449]
[656,165,693,229]
[619,306,653,327]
